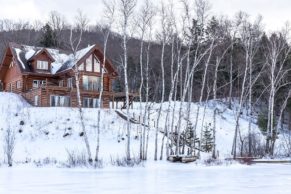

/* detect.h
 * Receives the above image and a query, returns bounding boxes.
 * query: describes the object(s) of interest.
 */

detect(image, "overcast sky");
[0,0,290,31]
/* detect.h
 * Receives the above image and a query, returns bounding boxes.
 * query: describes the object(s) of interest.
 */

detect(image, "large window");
[67,78,73,88]
[86,56,93,72]
[93,57,100,72]
[84,55,103,73]
[83,97,101,108]
[59,80,64,87]
[37,60,49,70]
[78,63,84,71]
[50,95,70,107]
[82,75,101,91]
[33,80,46,88]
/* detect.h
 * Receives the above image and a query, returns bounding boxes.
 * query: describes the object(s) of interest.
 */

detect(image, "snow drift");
[0,92,265,166]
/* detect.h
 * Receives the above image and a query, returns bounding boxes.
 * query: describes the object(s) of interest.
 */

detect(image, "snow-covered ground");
[0,92,287,166]
[1,163,291,194]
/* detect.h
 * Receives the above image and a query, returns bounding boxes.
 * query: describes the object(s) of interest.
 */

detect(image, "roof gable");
[27,48,55,62]
[77,45,118,76]
[56,45,118,76]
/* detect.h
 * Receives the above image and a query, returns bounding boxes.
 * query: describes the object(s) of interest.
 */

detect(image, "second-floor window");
[33,80,46,88]
[93,57,100,72]
[86,57,93,72]
[78,63,84,71]
[37,60,49,70]
[82,75,101,91]
[59,80,64,87]
[67,78,73,88]
[84,55,102,73]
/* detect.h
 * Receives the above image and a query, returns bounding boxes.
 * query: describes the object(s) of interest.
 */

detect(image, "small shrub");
[94,159,104,169]
[238,133,266,157]
[203,158,223,166]
[110,155,143,167]
[42,157,57,165]
[79,132,84,137]
[257,113,276,133]
[65,150,88,168]
[19,121,25,126]
[33,157,57,166]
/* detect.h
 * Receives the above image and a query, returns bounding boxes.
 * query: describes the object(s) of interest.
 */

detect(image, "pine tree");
[39,23,57,47]
[201,123,214,152]
[185,121,197,155]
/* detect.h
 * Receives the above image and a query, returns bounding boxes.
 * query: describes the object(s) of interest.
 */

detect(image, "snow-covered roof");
[8,43,96,74]
[56,45,95,73]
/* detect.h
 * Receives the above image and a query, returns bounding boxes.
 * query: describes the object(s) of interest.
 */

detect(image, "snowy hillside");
[0,92,265,166]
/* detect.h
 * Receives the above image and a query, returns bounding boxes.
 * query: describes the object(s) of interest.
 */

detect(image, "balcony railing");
[26,82,112,96]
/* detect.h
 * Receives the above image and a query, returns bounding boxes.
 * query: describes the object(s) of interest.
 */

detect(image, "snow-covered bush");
[65,150,88,168]
[203,157,223,166]
[110,155,143,167]
[239,133,265,157]
[278,131,291,157]
[33,157,57,167]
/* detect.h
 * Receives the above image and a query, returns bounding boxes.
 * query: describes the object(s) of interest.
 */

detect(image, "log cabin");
[0,42,133,108]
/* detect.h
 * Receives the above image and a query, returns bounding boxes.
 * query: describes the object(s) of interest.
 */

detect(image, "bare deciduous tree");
[70,10,92,163]
[118,0,137,161]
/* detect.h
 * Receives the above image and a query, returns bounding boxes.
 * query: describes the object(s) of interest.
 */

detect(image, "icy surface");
[0,164,291,194]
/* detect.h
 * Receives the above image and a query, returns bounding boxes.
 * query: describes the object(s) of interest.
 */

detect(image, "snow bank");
[0,92,268,166]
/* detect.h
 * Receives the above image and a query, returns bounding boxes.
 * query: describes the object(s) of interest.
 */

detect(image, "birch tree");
[118,0,137,161]
[231,12,250,159]
[69,10,92,163]
[135,0,155,160]
[154,1,170,161]
[265,26,291,155]
[159,0,180,160]
[231,13,262,158]
[95,0,116,163]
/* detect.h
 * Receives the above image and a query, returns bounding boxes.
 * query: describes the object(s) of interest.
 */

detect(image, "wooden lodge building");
[0,42,134,108]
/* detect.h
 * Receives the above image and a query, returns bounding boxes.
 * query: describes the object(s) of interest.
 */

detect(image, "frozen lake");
[1,163,291,194]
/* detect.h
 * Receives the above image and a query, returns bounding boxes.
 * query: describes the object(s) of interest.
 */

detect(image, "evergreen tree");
[201,123,214,152]
[39,23,57,47]
[185,121,198,155]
